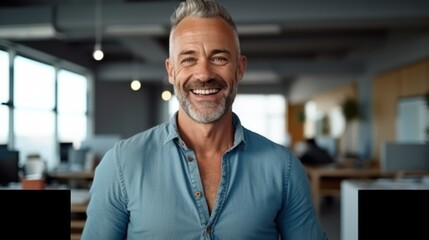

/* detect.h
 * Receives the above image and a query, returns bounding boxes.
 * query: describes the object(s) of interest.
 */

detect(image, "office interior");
[1,0,429,239]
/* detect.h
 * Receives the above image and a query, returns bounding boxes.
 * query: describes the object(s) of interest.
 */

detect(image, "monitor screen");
[381,142,429,174]
[59,142,74,163]
[0,150,20,186]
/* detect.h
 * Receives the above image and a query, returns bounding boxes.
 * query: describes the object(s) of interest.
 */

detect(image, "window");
[8,55,89,170]
[13,56,56,168]
[397,96,429,142]
[0,50,9,144]
[57,69,88,148]
[1,43,90,171]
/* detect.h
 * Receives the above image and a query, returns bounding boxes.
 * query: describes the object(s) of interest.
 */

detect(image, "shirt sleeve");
[81,146,129,240]
[277,154,329,240]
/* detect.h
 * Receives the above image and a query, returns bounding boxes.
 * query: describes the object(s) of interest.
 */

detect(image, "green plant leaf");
[341,97,360,122]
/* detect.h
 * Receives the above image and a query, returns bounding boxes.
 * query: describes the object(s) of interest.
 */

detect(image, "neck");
[177,110,234,153]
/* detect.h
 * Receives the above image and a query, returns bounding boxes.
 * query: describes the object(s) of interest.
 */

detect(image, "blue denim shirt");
[81,113,328,240]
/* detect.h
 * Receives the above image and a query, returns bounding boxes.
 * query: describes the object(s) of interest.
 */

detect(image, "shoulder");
[242,127,294,156]
[115,122,170,152]
[240,127,301,172]
[98,122,172,169]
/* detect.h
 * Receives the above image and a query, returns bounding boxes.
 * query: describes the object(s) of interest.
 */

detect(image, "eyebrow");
[178,50,196,58]
[211,49,232,57]
[178,48,232,58]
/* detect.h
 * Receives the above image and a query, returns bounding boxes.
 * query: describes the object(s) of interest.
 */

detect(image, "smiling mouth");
[191,89,220,95]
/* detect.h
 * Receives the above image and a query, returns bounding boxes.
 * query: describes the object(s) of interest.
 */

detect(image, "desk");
[49,171,94,179]
[305,161,381,215]
[48,171,94,188]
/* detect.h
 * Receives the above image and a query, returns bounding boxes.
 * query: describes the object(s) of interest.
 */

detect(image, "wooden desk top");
[305,159,382,215]
[305,165,381,177]
[305,159,382,178]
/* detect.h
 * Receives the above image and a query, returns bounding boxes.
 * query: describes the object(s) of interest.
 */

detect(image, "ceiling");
[1,0,429,87]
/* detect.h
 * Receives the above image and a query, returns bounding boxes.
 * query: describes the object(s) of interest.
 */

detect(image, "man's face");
[165,16,246,124]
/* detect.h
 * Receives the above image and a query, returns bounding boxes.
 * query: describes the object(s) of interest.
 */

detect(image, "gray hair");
[170,0,237,32]
[169,0,240,56]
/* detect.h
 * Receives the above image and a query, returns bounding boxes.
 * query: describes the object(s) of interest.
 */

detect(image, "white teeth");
[192,89,219,95]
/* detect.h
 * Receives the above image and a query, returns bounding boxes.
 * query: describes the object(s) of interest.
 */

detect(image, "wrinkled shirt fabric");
[81,113,328,240]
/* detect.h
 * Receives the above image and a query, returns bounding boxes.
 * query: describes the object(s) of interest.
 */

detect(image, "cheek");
[172,66,190,87]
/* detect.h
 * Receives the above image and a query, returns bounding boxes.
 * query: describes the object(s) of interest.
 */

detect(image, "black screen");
[0,150,20,186]
[59,142,73,163]
[0,189,71,238]
[359,189,429,240]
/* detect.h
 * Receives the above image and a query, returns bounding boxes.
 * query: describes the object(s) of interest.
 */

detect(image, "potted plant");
[297,110,306,123]
[341,96,360,122]
[340,96,361,158]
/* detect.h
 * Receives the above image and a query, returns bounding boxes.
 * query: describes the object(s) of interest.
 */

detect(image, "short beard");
[174,79,238,124]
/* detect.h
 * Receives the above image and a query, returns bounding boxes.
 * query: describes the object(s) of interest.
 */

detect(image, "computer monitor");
[59,142,74,163]
[381,142,429,174]
[0,150,20,186]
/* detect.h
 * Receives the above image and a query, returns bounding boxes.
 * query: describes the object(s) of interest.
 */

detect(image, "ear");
[236,55,247,81]
[165,59,175,84]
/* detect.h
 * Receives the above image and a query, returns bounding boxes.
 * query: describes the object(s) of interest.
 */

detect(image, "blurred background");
[1,0,428,172]
[1,1,429,240]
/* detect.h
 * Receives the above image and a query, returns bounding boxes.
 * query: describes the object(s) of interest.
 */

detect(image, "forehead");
[171,16,237,52]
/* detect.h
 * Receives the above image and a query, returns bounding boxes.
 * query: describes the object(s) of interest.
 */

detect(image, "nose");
[193,60,213,81]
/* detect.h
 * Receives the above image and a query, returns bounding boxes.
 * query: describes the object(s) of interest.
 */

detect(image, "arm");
[277,156,329,239]
[81,147,129,240]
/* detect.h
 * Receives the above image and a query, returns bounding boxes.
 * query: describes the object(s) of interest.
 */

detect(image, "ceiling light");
[130,80,141,91]
[93,43,104,61]
[93,0,104,61]
[161,90,172,101]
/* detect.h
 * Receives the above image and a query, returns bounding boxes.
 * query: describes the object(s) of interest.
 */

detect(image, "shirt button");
[206,226,212,233]
[194,191,202,198]
[187,156,194,162]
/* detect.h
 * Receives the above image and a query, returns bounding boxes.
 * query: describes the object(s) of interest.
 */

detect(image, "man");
[299,138,335,166]
[81,0,328,239]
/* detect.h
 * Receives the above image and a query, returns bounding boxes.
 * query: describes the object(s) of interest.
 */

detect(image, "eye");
[181,57,196,66]
[211,56,227,65]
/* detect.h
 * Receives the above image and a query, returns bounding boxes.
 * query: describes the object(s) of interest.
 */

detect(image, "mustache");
[184,79,226,91]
